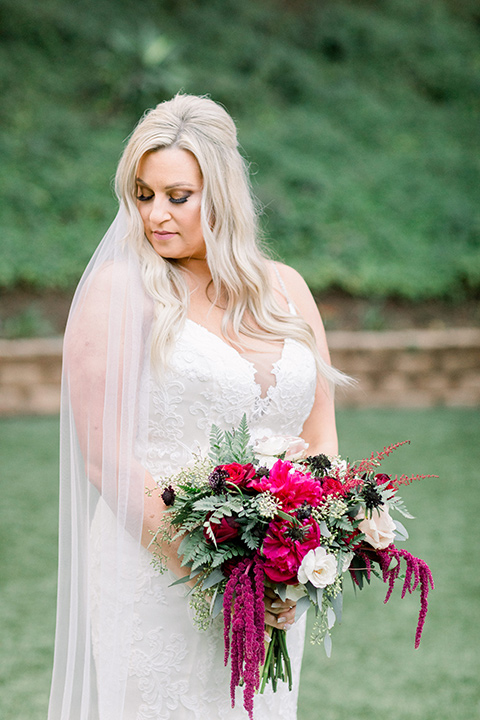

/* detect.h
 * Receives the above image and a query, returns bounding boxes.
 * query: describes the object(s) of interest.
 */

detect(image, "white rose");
[356,505,396,550]
[297,547,337,588]
[254,435,309,468]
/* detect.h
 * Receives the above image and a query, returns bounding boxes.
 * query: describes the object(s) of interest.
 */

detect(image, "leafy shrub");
[0,0,478,300]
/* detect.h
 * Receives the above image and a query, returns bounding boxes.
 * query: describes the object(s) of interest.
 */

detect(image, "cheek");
[136,204,149,230]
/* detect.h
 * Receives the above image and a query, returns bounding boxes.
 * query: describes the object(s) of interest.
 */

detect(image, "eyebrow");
[135,177,196,190]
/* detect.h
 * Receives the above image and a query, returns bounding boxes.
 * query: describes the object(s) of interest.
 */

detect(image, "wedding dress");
[90,317,317,719]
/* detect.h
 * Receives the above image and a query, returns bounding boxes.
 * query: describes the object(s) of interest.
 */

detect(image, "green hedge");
[0,0,479,299]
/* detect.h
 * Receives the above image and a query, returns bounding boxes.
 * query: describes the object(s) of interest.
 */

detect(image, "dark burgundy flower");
[362,479,385,512]
[203,514,240,544]
[305,453,332,477]
[296,501,312,521]
[375,473,396,492]
[208,467,230,493]
[161,485,176,506]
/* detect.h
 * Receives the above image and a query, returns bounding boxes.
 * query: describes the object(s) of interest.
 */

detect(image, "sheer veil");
[48,205,153,719]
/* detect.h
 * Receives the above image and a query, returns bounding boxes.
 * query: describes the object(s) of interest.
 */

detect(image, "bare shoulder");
[270,261,320,320]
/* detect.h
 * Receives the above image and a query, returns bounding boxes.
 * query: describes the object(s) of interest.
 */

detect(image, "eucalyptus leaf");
[387,557,399,572]
[305,581,317,603]
[327,606,336,629]
[331,591,343,623]
[316,586,324,610]
[168,573,193,587]
[394,519,409,542]
[211,590,224,618]
[348,503,362,517]
[324,632,332,658]
[276,583,287,602]
[294,595,311,622]
[319,520,331,538]
[201,567,225,590]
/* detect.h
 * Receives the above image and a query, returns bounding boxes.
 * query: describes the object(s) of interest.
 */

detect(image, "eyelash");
[136,193,190,204]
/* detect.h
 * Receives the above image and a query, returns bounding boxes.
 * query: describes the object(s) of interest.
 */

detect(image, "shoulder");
[268,261,319,319]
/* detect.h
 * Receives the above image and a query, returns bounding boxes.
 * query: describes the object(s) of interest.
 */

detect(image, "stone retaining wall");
[1,328,479,416]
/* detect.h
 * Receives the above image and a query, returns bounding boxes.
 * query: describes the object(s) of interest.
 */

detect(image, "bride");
[48,93,347,719]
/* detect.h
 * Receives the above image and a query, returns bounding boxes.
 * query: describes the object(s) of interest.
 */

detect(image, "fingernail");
[264,632,272,643]
[284,623,293,631]
[278,616,286,624]
[271,602,282,609]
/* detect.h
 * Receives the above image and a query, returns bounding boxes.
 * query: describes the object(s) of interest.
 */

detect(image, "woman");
[48,93,348,720]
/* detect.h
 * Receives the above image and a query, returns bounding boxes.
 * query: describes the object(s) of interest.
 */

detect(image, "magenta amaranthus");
[223,557,266,717]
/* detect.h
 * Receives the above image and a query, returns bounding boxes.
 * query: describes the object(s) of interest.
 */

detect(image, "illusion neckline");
[184,318,290,401]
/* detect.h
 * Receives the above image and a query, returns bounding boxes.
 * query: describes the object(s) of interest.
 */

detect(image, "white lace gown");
[92,319,317,719]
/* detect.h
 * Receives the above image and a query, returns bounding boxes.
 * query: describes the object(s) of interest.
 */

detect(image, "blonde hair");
[115,93,348,386]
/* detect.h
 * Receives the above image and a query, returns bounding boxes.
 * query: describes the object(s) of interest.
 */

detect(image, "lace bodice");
[141,319,317,481]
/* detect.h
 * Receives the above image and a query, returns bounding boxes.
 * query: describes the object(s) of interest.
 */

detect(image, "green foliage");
[209,415,256,465]
[0,0,479,300]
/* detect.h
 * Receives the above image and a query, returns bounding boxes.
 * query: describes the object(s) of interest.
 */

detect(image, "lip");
[153,230,177,240]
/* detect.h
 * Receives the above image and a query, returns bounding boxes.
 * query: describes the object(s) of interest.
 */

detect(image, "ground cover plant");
[0,408,478,720]
[0,0,479,301]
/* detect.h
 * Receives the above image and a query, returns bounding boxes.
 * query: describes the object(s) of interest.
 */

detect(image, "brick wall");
[1,328,479,416]
[329,327,480,408]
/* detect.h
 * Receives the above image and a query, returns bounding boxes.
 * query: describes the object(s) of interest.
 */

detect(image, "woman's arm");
[65,261,192,581]
[272,262,339,457]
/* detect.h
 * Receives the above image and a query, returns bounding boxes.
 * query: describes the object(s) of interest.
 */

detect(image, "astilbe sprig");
[355,440,411,475]
[391,472,438,488]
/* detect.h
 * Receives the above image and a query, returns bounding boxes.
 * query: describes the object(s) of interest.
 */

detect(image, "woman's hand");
[264,586,296,630]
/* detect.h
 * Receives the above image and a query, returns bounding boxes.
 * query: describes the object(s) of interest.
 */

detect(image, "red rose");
[203,514,240,544]
[321,476,344,496]
[220,462,256,489]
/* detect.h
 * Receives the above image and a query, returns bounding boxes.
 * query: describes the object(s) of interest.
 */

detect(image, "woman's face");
[135,147,206,265]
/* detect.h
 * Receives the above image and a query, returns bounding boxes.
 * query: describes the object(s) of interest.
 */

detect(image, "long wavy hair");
[115,93,348,386]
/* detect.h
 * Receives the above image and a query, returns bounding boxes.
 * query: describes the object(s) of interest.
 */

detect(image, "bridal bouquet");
[151,417,434,720]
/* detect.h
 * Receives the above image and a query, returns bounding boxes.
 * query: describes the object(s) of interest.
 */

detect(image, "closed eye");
[136,193,153,202]
[169,194,190,204]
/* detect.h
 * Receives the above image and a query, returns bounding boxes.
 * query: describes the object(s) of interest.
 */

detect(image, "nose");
[149,196,173,225]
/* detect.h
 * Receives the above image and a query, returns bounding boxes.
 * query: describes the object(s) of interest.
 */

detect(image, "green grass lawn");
[0,409,479,719]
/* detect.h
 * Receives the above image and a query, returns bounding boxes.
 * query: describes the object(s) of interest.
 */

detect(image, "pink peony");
[250,459,323,512]
[261,517,321,584]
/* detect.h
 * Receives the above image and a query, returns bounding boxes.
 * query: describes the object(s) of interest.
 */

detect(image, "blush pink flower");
[250,459,323,512]
[261,517,321,584]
